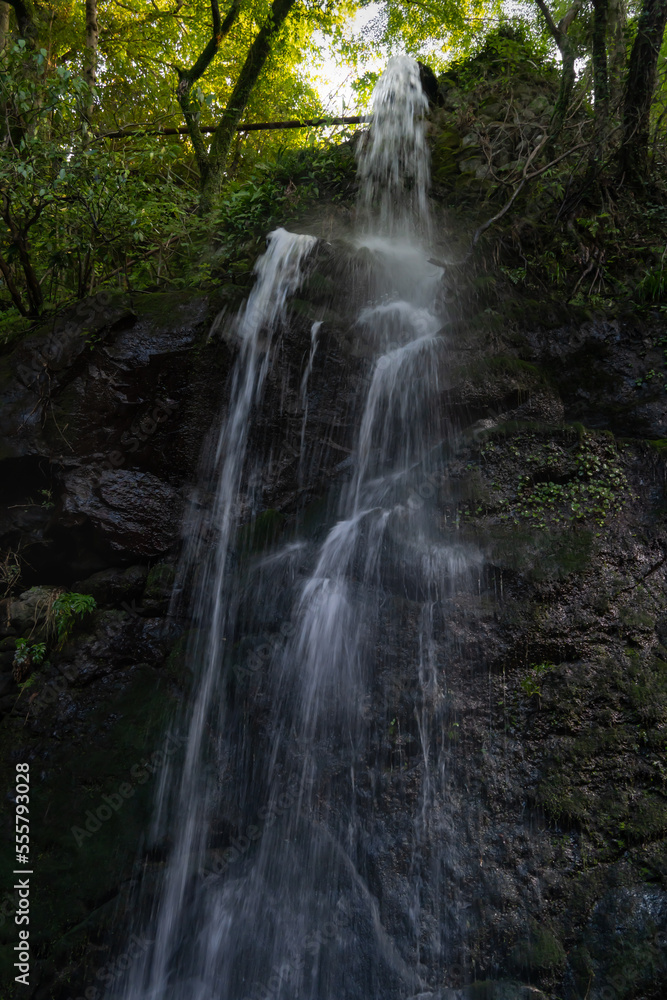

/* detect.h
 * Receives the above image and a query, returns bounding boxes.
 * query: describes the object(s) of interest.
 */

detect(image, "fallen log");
[96,116,372,140]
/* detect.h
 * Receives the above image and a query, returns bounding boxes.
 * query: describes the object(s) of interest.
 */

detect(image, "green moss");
[164,629,198,688]
[483,525,593,580]
[567,945,595,995]
[625,795,667,840]
[236,508,285,553]
[510,919,566,977]
[144,561,176,600]
[536,773,591,824]
[477,427,628,529]
[618,607,654,629]
[431,125,463,181]
[647,438,667,456]
[467,356,548,382]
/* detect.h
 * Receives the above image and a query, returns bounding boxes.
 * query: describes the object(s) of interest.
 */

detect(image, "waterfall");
[114,55,479,1000]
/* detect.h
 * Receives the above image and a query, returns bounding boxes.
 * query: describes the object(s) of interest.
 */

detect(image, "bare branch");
[468,133,549,255]
[94,115,372,140]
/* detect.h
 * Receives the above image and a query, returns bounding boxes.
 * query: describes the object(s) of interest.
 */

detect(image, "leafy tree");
[177,0,302,212]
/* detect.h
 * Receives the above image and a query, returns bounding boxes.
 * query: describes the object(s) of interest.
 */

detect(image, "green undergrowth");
[456,426,630,529]
[207,142,357,279]
[429,27,667,320]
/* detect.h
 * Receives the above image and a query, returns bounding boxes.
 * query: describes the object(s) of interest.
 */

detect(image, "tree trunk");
[199,0,299,213]
[592,0,610,124]
[620,0,667,180]
[5,0,36,42]
[0,251,29,316]
[84,0,99,121]
[176,1,241,188]
[1,194,43,315]
[607,0,627,107]
[532,0,583,142]
[550,32,577,140]
[591,0,610,163]
[0,3,10,51]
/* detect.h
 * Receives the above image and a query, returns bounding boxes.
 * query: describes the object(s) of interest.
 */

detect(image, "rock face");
[0,246,666,999]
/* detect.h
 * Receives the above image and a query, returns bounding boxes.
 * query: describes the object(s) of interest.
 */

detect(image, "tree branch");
[468,133,549,255]
[175,0,241,182]
[558,0,584,34]
[532,0,559,39]
[94,115,372,139]
[200,0,299,210]
[0,248,28,315]
[532,0,583,140]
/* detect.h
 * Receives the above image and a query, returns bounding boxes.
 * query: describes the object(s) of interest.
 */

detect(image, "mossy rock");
[144,562,176,601]
[483,526,594,580]
[73,565,148,606]
[0,662,178,996]
[625,795,667,841]
[431,126,463,182]
[236,508,286,553]
[510,919,566,978]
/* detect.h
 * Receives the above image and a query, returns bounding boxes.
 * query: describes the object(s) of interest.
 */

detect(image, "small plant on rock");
[51,592,97,644]
[13,639,47,683]
[0,550,21,597]
[520,661,555,703]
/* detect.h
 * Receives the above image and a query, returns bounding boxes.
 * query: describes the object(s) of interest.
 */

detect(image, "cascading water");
[114,55,480,1000]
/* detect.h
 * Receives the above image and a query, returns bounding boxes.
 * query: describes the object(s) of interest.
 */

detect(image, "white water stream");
[115,55,478,1000]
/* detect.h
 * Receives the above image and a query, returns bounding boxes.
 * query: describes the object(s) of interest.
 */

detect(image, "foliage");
[51,592,97,643]
[13,638,47,683]
[0,42,194,315]
[442,21,555,91]
[520,660,555,700]
[212,141,356,246]
[0,549,21,597]
[0,0,667,322]
[352,0,504,69]
[13,638,46,667]
[478,429,630,528]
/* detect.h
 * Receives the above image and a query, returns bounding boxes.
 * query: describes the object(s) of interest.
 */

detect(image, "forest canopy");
[1,0,667,322]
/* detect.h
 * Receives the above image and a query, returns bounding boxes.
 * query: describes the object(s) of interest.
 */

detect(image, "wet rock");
[60,468,181,557]
[0,672,15,698]
[8,585,60,641]
[522,317,667,437]
[0,226,666,1000]
[447,356,563,424]
[73,565,148,606]
[509,920,567,980]
[419,62,440,105]
[409,984,548,1000]
[142,561,176,614]
[577,886,667,1000]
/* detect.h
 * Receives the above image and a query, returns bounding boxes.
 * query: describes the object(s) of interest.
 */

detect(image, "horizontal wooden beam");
[96,116,372,140]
